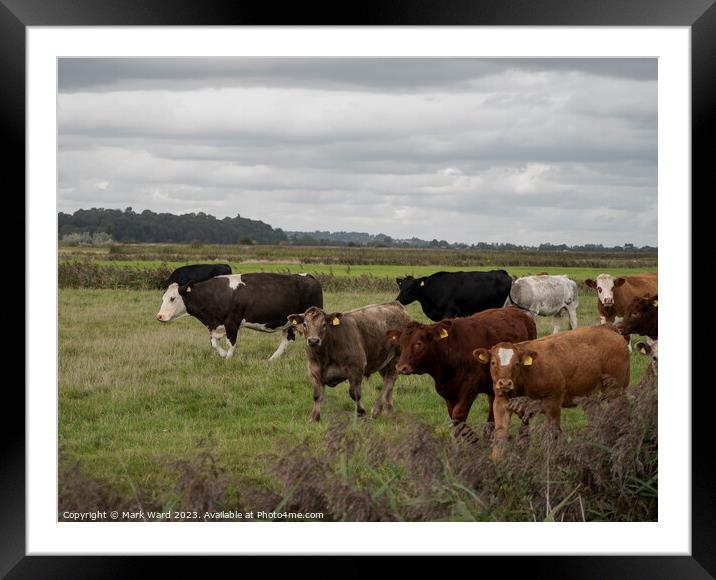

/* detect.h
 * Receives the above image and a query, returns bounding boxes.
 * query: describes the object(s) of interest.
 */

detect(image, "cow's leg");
[490,394,512,460]
[348,375,367,418]
[445,398,456,420]
[268,327,293,361]
[372,365,398,418]
[484,393,496,438]
[567,304,578,330]
[543,396,563,440]
[552,311,562,334]
[210,327,228,358]
[308,368,324,422]
[223,325,239,359]
[450,392,479,444]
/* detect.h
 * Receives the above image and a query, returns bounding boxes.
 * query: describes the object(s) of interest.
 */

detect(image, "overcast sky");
[58,58,657,246]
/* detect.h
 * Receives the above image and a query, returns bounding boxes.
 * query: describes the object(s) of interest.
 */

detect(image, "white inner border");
[28,27,690,555]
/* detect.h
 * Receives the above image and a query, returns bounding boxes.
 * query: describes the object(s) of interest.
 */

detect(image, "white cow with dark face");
[507,274,579,334]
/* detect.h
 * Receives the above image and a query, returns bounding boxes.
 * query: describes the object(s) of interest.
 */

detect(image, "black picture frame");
[7,0,706,576]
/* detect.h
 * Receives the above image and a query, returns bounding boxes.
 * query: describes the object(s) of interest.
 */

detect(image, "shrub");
[60,232,115,246]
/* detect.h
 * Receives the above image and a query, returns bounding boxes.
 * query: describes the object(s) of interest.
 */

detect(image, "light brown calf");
[474,325,630,459]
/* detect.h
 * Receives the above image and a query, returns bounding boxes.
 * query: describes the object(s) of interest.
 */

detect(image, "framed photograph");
[9,0,707,576]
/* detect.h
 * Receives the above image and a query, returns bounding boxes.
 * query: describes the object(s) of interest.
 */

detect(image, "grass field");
[59,286,652,513]
[62,258,654,283]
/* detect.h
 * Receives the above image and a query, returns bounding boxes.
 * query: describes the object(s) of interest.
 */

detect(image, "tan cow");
[474,325,630,459]
[288,301,411,422]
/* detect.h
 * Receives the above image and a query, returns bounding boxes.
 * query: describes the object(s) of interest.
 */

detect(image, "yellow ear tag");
[640,346,647,354]
[652,300,658,307]
[420,280,425,287]
[439,328,449,339]
[523,355,533,366]
[186,286,192,293]
[331,316,341,326]
[478,352,489,362]
[291,319,298,326]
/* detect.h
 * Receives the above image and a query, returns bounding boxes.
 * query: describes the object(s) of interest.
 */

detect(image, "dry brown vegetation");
[59,365,657,522]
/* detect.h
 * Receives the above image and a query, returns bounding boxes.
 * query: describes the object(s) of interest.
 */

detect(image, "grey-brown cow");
[288,302,411,421]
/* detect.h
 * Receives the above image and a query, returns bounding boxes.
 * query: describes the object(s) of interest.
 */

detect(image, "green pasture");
[59,287,652,501]
[61,258,656,285]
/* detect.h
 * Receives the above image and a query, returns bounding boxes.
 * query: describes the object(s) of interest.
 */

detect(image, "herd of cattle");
[156,264,658,458]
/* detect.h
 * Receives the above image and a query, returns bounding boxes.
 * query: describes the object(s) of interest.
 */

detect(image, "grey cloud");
[57,58,657,246]
[58,57,656,93]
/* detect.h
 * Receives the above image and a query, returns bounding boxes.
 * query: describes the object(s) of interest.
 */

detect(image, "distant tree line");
[58,208,656,252]
[286,231,656,253]
[58,208,286,244]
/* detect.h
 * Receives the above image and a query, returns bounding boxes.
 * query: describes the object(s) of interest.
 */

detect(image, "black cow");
[156,272,323,360]
[395,270,512,321]
[162,263,232,289]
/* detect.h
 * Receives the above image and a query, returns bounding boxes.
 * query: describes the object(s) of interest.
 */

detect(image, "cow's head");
[473,342,538,395]
[395,275,426,305]
[156,282,190,322]
[618,294,658,336]
[388,320,451,375]
[636,340,658,374]
[585,274,625,306]
[288,306,343,348]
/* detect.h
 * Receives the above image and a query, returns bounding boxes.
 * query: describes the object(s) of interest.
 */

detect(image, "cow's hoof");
[371,405,382,419]
[309,413,320,423]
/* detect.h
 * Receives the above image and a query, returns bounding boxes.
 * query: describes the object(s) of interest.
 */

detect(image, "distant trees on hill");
[58,207,287,244]
[58,207,656,252]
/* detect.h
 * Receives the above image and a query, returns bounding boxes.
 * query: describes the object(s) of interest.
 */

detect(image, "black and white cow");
[395,270,512,322]
[162,263,232,289]
[507,274,579,333]
[156,272,323,360]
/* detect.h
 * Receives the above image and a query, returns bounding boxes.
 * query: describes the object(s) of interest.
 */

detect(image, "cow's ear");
[328,312,343,327]
[473,348,491,364]
[178,282,192,295]
[435,324,449,340]
[396,277,405,285]
[288,314,304,326]
[585,278,597,288]
[288,314,305,335]
[651,295,658,308]
[419,278,426,287]
[613,277,626,287]
[636,342,652,356]
[521,351,538,366]
[386,329,401,343]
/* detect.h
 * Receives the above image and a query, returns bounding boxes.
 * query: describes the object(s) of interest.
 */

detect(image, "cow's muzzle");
[396,363,413,375]
[601,298,614,306]
[307,337,321,347]
[495,379,515,394]
[156,314,166,322]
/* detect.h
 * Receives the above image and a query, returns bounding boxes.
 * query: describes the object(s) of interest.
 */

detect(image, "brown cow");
[585,273,657,324]
[387,306,536,442]
[288,301,411,422]
[618,294,658,340]
[474,325,630,459]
